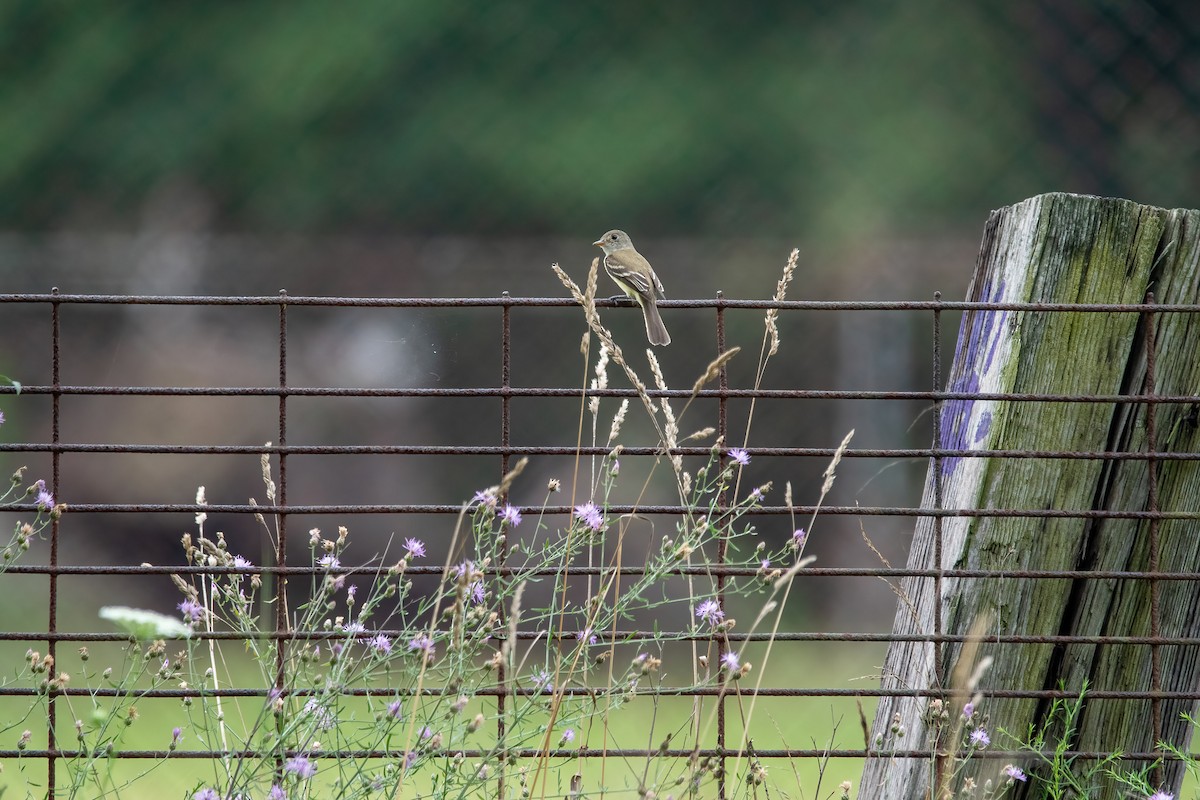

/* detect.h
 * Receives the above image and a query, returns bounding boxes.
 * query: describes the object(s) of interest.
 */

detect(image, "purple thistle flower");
[750,487,764,502]
[531,667,552,691]
[1148,793,1173,800]
[35,479,55,510]
[369,634,392,654]
[574,503,605,531]
[346,584,358,602]
[409,634,435,656]
[177,599,205,623]
[500,504,522,527]
[560,728,576,743]
[284,754,317,778]
[962,701,974,719]
[576,627,597,646]
[193,790,220,800]
[404,537,426,558]
[231,555,252,570]
[472,489,497,509]
[695,599,725,628]
[791,528,807,547]
[387,699,403,719]
[969,727,990,747]
[268,786,287,800]
[404,750,418,768]
[721,651,740,672]
[419,725,433,739]
[727,448,750,467]
[0,410,5,425]
[1004,765,1027,782]
[469,580,486,604]
[318,555,340,570]
[170,726,182,747]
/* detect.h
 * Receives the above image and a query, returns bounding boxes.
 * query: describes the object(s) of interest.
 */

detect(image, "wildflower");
[346,584,357,603]
[404,537,426,558]
[409,634,435,656]
[750,487,764,502]
[727,448,750,467]
[231,555,252,570]
[969,727,990,747]
[284,755,317,778]
[574,503,605,531]
[193,790,220,800]
[472,489,497,509]
[576,628,598,646]
[721,651,740,672]
[269,786,287,800]
[610,459,620,476]
[695,599,725,628]
[170,726,182,749]
[368,635,392,654]
[500,504,522,527]
[404,750,418,768]
[468,581,485,604]
[341,621,365,634]
[1148,793,1173,800]
[962,701,974,719]
[177,599,205,623]
[531,667,552,691]
[387,699,403,719]
[303,699,335,731]
[791,528,807,548]
[1003,765,1027,782]
[0,410,5,425]
[318,555,340,570]
[34,480,55,510]
[560,728,576,743]
[418,725,433,739]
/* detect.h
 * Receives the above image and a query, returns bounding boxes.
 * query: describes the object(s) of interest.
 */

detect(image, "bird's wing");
[604,249,662,299]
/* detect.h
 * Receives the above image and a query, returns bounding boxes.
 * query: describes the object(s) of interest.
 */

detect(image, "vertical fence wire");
[274,290,291,779]
[714,289,729,800]
[1144,292,1163,786]
[930,292,945,789]
[498,292,513,797]
[46,287,62,796]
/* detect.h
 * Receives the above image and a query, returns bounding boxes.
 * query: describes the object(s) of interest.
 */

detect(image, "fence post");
[860,193,1200,799]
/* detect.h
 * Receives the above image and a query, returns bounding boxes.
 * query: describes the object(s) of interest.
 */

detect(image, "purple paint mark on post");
[940,278,1008,478]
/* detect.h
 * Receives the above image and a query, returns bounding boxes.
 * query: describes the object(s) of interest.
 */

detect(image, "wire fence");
[1,292,1198,797]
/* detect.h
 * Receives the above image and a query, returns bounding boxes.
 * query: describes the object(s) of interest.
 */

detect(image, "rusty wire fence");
[1,291,1199,798]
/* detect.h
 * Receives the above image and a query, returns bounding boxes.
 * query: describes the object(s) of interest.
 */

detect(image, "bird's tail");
[641,299,671,346]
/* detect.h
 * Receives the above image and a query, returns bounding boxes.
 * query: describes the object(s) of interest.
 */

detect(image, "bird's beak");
[592,239,603,247]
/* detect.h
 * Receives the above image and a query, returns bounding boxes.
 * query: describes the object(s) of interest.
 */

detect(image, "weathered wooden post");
[860,193,1200,799]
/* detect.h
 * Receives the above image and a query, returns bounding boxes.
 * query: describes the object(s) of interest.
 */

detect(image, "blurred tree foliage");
[0,2,1193,236]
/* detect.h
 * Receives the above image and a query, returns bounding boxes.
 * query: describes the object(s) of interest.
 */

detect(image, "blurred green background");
[0,1,1197,796]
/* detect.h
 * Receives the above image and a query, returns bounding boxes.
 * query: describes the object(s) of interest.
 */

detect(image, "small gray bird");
[592,229,671,346]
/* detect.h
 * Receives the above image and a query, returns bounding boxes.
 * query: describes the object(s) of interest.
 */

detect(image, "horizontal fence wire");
[2,291,1199,798]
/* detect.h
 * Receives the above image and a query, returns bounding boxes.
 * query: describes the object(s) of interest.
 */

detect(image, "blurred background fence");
[0,2,1198,793]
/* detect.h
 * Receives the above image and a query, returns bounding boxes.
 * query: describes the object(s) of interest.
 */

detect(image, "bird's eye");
[610,234,618,240]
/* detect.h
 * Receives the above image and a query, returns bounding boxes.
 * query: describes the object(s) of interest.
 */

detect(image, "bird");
[592,229,671,346]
